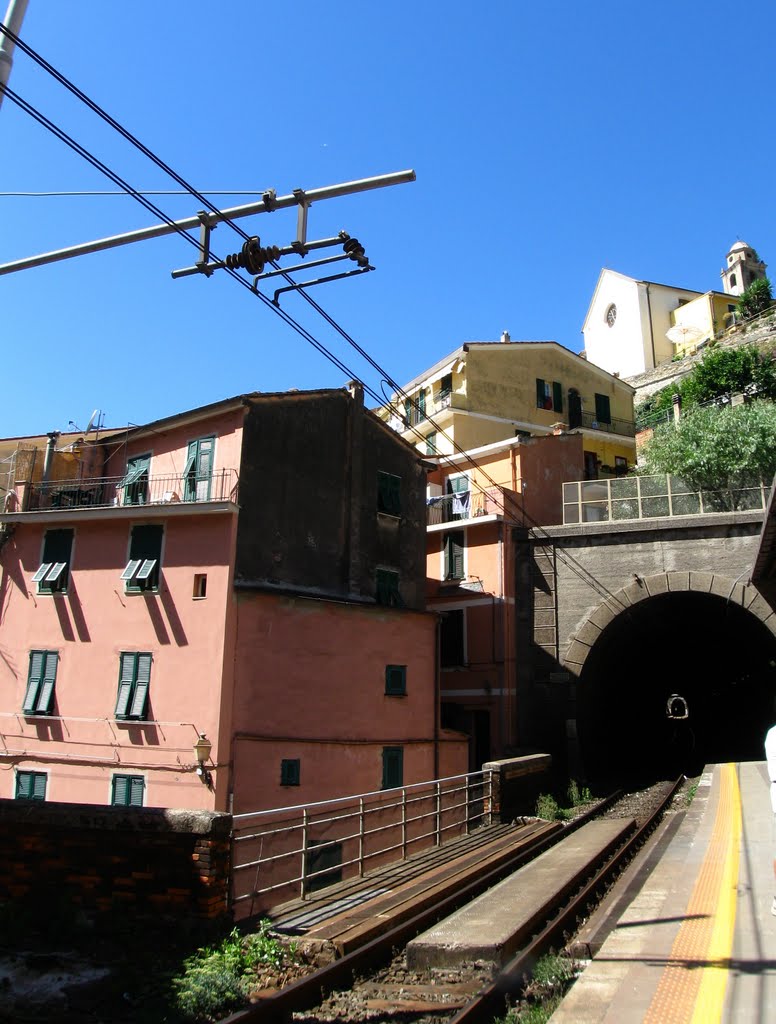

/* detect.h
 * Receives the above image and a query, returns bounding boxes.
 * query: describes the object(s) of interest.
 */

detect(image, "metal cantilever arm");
[270,265,374,306]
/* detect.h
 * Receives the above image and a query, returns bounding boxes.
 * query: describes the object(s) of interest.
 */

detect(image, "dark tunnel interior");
[576,591,776,788]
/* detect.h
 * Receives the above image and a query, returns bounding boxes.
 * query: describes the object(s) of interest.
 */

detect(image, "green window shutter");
[35,652,58,714]
[426,432,437,456]
[16,772,33,799]
[39,530,73,592]
[17,771,46,800]
[378,472,401,516]
[382,747,403,789]
[445,532,464,579]
[128,777,145,807]
[376,569,401,606]
[403,398,412,423]
[281,759,300,786]
[385,665,406,695]
[115,653,136,718]
[128,654,151,719]
[418,389,426,419]
[536,378,545,408]
[595,393,611,423]
[22,651,45,713]
[112,775,129,805]
[552,381,563,413]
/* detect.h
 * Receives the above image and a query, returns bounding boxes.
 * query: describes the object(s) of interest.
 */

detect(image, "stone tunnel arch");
[565,572,776,785]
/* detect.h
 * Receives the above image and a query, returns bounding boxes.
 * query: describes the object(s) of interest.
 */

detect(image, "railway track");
[225,778,683,1024]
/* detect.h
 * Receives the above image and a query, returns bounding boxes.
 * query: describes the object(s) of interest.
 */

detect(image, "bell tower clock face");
[606,304,617,327]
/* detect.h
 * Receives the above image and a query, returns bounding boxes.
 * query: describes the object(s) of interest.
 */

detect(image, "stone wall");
[0,799,231,921]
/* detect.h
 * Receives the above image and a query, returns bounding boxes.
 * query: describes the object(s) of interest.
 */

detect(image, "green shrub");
[173,921,296,1022]
[535,793,560,820]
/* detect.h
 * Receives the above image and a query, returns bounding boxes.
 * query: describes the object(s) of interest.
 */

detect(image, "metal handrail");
[7,468,239,513]
[231,769,493,906]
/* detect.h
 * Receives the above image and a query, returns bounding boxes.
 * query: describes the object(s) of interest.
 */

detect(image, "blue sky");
[2,1,775,436]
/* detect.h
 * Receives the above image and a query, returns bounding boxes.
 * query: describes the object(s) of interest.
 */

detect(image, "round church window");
[605,304,617,327]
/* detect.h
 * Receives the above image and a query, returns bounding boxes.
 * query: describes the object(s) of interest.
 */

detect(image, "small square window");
[193,574,208,598]
[111,774,145,806]
[16,770,47,801]
[281,758,300,786]
[385,665,407,696]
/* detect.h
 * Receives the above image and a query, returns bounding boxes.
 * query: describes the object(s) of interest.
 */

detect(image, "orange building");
[0,387,467,814]
[425,432,584,765]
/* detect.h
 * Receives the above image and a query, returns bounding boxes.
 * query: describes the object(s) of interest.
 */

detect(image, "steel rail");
[448,776,685,1024]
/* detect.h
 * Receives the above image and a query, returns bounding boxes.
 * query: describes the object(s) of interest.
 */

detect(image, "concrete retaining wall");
[483,753,552,822]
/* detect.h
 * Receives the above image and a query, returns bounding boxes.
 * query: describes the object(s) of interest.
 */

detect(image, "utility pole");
[0,0,29,112]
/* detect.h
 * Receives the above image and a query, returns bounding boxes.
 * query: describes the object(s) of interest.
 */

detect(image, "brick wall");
[0,800,232,921]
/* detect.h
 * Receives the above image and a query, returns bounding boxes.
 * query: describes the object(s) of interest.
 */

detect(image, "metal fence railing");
[563,473,771,525]
[7,469,239,513]
[231,770,494,915]
[427,486,519,525]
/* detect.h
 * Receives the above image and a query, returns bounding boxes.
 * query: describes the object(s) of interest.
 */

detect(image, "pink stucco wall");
[0,408,244,810]
[230,591,468,813]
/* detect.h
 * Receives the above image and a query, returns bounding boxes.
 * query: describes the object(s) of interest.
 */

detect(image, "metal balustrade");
[427,486,517,525]
[5,469,239,513]
[563,473,771,525]
[231,769,494,911]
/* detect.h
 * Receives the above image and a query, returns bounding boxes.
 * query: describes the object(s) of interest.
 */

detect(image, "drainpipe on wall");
[434,616,440,779]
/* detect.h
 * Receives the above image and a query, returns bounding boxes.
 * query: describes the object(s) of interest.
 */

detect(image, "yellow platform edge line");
[690,763,742,1024]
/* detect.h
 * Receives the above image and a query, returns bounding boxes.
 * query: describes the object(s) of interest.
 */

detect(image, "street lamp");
[194,733,213,787]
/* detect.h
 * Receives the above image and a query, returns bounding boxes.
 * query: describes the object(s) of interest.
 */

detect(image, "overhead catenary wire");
[1,29,625,609]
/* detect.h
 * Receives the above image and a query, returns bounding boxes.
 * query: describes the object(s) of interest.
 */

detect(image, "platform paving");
[550,762,776,1023]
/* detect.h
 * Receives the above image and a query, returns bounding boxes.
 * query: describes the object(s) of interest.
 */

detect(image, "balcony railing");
[427,485,518,525]
[563,473,771,525]
[575,411,635,438]
[6,469,239,514]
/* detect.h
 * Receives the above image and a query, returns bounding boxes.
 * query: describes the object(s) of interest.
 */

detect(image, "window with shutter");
[184,436,215,501]
[112,774,145,806]
[377,471,401,516]
[34,529,73,594]
[417,389,426,421]
[22,650,58,715]
[385,665,407,695]
[122,453,151,506]
[280,759,300,786]
[552,381,563,413]
[594,393,612,424]
[444,531,465,580]
[122,525,163,592]
[382,747,403,789]
[16,770,47,801]
[376,568,403,607]
[115,652,152,720]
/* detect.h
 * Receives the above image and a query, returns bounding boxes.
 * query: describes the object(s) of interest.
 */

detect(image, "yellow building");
[377,336,636,478]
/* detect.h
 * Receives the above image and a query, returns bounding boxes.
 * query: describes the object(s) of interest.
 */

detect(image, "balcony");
[574,411,635,438]
[562,473,771,525]
[2,469,239,520]
[427,486,519,526]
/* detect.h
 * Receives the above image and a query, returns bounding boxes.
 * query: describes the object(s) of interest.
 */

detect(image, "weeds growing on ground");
[172,920,298,1022]
[536,780,595,821]
[494,952,580,1023]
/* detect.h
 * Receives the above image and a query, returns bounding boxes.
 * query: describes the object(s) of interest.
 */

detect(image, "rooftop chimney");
[500,330,511,344]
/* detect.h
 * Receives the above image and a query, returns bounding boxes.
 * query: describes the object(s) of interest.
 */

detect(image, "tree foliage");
[635,344,776,429]
[639,400,776,492]
[737,277,773,320]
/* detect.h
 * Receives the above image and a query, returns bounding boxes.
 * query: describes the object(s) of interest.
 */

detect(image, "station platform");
[551,762,776,1023]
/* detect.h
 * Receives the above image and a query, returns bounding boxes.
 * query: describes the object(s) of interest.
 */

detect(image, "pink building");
[0,388,467,814]
[426,432,584,765]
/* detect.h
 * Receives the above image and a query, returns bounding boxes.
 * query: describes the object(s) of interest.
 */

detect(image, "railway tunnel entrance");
[575,588,776,787]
